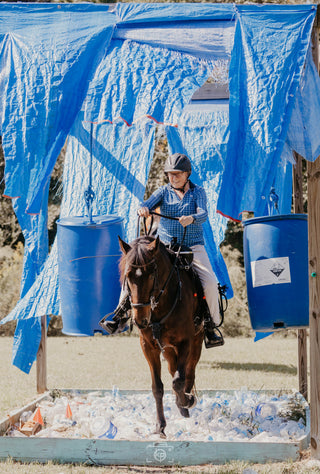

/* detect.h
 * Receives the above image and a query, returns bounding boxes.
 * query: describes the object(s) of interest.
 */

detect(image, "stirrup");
[99,313,129,334]
[204,326,224,349]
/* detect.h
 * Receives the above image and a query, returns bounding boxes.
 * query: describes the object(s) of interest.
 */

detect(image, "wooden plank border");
[0,389,310,466]
[0,393,49,437]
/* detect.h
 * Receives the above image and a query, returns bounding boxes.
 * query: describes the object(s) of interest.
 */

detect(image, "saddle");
[166,239,211,327]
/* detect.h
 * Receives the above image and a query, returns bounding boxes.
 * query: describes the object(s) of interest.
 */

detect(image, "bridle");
[127,214,187,351]
[127,258,159,312]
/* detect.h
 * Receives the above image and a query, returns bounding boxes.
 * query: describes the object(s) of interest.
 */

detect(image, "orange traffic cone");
[65,403,73,419]
[32,407,44,426]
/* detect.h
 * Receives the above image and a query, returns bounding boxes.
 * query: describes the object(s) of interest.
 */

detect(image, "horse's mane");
[119,236,171,282]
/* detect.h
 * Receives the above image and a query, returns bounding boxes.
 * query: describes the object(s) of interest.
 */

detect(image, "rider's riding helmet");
[164,153,192,175]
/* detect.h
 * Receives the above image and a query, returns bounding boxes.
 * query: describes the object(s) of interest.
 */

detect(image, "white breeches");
[191,244,220,325]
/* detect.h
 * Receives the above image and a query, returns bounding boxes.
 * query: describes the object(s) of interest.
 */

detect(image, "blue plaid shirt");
[142,181,207,246]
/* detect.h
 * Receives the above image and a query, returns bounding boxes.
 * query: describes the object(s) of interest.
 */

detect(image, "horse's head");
[119,235,161,330]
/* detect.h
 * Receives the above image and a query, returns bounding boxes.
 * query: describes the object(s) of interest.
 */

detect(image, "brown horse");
[118,234,204,437]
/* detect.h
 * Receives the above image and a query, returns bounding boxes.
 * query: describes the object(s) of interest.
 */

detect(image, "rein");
[131,214,187,351]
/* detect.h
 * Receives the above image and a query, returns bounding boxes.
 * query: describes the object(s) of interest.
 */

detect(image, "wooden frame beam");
[309,10,320,459]
[36,315,47,393]
[293,152,308,401]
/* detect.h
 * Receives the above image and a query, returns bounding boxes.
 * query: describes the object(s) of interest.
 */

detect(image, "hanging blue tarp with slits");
[217,4,318,220]
[0,3,319,373]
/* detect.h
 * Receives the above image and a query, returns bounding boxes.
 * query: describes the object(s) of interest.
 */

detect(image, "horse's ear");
[147,235,160,253]
[118,236,132,254]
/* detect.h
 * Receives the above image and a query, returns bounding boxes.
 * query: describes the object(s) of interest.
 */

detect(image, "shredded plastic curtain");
[1,3,319,372]
[217,4,317,221]
[0,4,116,372]
[286,48,320,162]
[0,5,116,213]
[84,39,218,126]
[3,115,156,372]
[1,18,218,372]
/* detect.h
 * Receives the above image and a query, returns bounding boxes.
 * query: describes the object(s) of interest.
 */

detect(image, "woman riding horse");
[104,153,224,348]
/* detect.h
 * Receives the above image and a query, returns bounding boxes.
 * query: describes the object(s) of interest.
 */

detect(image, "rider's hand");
[179,215,194,227]
[138,207,150,218]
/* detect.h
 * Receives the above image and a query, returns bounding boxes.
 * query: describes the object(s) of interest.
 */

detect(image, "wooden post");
[36,315,47,393]
[293,152,308,401]
[309,12,320,459]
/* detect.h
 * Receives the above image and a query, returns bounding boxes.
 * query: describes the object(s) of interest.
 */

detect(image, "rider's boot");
[99,294,131,334]
[204,316,224,349]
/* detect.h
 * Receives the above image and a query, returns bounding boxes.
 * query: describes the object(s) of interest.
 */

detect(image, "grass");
[1,335,319,472]
[0,244,23,336]
[0,335,302,419]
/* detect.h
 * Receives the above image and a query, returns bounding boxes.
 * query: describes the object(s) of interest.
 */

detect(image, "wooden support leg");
[298,329,308,401]
[308,156,320,459]
[37,315,47,394]
[293,152,308,401]
[309,16,320,460]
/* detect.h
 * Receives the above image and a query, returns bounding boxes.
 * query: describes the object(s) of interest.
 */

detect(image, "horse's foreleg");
[183,335,204,411]
[163,349,189,417]
[140,336,166,437]
[172,341,193,414]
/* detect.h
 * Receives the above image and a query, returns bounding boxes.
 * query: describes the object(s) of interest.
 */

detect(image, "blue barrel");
[243,214,308,331]
[57,215,124,336]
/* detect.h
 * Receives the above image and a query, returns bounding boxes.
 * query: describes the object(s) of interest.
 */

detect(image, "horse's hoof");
[180,393,197,410]
[155,423,167,438]
[185,393,197,409]
[179,407,190,418]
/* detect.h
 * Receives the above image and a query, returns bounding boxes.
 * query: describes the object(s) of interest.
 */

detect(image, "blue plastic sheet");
[84,38,216,125]
[0,3,116,372]
[62,114,155,242]
[1,26,214,372]
[115,2,235,60]
[9,184,50,372]
[286,48,320,162]
[217,4,317,221]
[0,3,319,372]
[116,2,235,24]
[0,4,116,214]
[1,116,155,314]
[166,103,233,299]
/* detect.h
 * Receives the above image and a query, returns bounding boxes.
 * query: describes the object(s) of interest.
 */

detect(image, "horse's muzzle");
[134,318,149,330]
[130,299,152,329]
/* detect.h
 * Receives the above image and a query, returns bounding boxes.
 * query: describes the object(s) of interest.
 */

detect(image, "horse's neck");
[155,251,179,301]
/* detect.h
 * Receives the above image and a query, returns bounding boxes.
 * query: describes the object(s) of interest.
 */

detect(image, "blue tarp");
[217,4,318,220]
[166,104,232,294]
[0,3,319,372]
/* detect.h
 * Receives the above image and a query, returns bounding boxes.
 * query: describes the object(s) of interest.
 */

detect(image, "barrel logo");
[251,257,291,287]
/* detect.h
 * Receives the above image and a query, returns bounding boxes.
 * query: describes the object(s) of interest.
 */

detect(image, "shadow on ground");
[199,361,297,375]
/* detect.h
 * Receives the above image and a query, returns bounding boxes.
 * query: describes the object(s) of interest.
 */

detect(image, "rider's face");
[167,171,189,188]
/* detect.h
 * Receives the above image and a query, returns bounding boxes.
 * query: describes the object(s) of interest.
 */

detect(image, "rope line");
[69,254,121,263]
[83,114,178,128]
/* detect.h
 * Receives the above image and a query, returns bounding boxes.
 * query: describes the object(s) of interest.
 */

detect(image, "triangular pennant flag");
[32,408,44,426]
